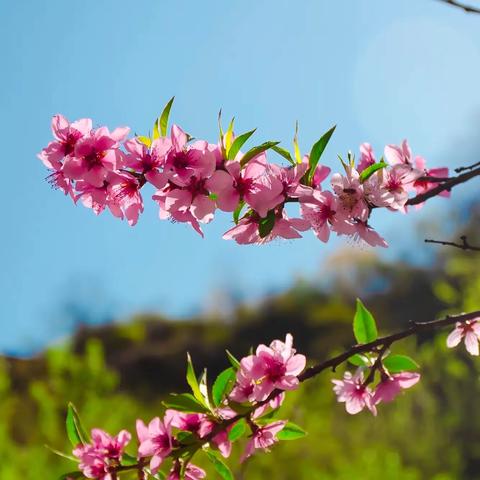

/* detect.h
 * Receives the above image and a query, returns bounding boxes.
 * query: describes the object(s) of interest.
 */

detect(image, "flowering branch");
[39,99,465,249]
[58,305,480,479]
[424,235,480,251]
[436,0,480,14]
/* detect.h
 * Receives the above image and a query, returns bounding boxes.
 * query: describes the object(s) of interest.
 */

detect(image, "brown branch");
[406,166,480,205]
[436,0,480,14]
[425,235,480,252]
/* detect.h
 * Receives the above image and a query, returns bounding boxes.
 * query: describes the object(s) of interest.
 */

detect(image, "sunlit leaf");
[239,141,280,168]
[383,354,419,373]
[227,129,256,161]
[353,298,378,344]
[228,418,247,442]
[66,403,89,447]
[212,367,236,406]
[307,125,336,184]
[277,422,307,440]
[205,450,234,480]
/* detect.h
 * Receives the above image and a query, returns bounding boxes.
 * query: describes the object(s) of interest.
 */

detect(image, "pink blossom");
[330,167,369,221]
[206,154,283,216]
[384,139,413,166]
[332,369,377,415]
[300,190,343,242]
[168,462,206,480]
[357,143,376,173]
[123,137,172,188]
[447,319,480,356]
[108,172,144,226]
[223,211,309,245]
[137,416,174,474]
[268,162,311,199]
[63,126,130,187]
[412,156,450,201]
[163,125,216,187]
[72,428,131,480]
[340,219,388,248]
[38,114,92,170]
[240,421,286,462]
[373,372,421,404]
[236,334,306,402]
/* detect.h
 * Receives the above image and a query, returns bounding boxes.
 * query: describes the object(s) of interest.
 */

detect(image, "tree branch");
[424,235,480,251]
[436,0,480,14]
[406,165,480,205]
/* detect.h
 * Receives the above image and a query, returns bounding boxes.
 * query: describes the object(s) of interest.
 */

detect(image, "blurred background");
[1,0,480,478]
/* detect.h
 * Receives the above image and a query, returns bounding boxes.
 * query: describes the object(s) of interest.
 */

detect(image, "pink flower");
[447,319,480,356]
[268,162,311,199]
[223,210,309,245]
[63,126,130,187]
[75,179,123,219]
[168,462,206,480]
[206,154,283,216]
[137,416,174,474]
[330,167,369,221]
[357,143,376,173]
[412,156,450,202]
[373,372,421,404]
[340,219,388,248]
[240,421,286,462]
[332,369,377,415]
[107,172,144,226]
[384,139,413,166]
[72,428,131,480]
[123,137,172,188]
[167,410,232,458]
[163,125,216,187]
[236,333,306,401]
[38,114,92,170]
[300,190,343,242]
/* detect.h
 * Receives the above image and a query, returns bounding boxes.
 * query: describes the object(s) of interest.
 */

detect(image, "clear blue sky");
[2,0,480,355]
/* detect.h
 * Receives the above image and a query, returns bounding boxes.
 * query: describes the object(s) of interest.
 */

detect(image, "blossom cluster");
[38,100,450,245]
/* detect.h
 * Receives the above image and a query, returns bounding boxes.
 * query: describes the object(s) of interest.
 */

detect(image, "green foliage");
[359,161,387,183]
[353,298,378,344]
[306,125,336,185]
[276,422,307,440]
[383,355,419,373]
[212,368,236,407]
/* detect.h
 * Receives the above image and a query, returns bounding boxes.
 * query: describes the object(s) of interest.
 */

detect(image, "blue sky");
[2,0,480,355]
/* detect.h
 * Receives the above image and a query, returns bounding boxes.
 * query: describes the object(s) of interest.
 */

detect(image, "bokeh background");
[1,0,480,478]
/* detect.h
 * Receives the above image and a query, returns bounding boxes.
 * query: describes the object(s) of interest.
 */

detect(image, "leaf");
[306,125,336,185]
[258,210,276,238]
[383,354,419,373]
[353,298,378,344]
[158,96,175,137]
[205,450,234,480]
[177,431,197,445]
[121,453,138,466]
[293,121,302,164]
[186,353,206,406]
[137,135,152,148]
[58,472,84,480]
[239,141,280,168]
[359,161,387,183]
[162,393,209,413]
[226,350,241,369]
[276,422,307,441]
[232,201,246,224]
[45,445,77,462]
[212,368,236,406]
[228,418,247,442]
[348,353,370,367]
[66,403,89,447]
[224,117,235,152]
[272,145,295,166]
[227,128,256,161]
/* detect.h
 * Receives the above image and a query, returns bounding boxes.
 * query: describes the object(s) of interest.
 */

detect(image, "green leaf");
[239,141,280,168]
[158,96,175,137]
[359,161,388,183]
[277,422,307,441]
[226,350,240,369]
[66,403,89,447]
[353,298,378,344]
[45,445,77,462]
[383,354,419,373]
[227,418,247,442]
[293,121,302,164]
[137,135,152,148]
[232,201,246,224]
[162,393,209,413]
[348,353,370,366]
[227,128,256,161]
[121,453,138,466]
[177,431,197,445]
[258,210,276,238]
[186,353,206,406]
[306,125,336,185]
[272,145,295,166]
[212,367,236,407]
[58,472,84,480]
[205,450,234,480]
[224,117,235,152]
